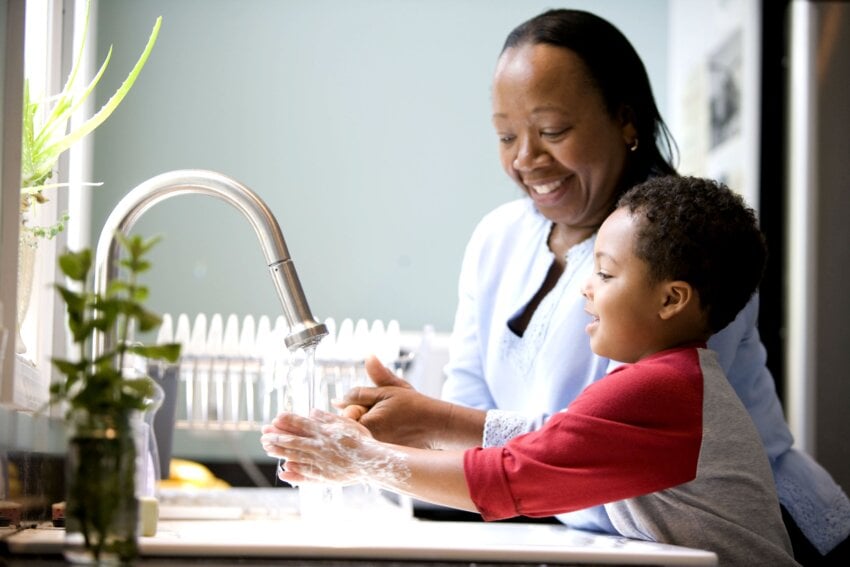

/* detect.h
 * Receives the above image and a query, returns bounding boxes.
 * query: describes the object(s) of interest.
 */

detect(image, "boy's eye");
[497,133,515,144]
[596,271,612,281]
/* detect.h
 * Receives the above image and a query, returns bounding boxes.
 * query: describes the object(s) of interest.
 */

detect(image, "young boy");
[261,176,797,565]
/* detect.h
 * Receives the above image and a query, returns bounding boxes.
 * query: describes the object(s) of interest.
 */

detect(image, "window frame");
[3,0,90,412]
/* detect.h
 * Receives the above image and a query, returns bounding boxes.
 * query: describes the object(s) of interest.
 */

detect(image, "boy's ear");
[658,281,695,320]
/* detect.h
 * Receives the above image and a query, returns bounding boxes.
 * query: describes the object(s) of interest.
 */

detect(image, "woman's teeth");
[531,179,562,194]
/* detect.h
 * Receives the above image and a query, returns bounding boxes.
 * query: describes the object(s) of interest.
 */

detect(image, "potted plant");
[16,0,161,355]
[50,233,180,564]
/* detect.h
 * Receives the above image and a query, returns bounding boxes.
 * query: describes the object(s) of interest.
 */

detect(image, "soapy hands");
[260,408,410,487]
[259,356,484,513]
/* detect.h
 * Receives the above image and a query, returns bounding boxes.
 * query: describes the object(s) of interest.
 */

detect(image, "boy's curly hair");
[616,176,767,333]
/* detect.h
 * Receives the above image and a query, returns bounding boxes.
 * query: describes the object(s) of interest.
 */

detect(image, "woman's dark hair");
[503,9,678,193]
[617,176,767,333]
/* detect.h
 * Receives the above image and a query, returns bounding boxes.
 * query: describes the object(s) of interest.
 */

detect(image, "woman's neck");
[548,222,598,264]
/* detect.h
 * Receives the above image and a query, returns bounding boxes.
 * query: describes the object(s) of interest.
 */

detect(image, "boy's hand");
[260,409,407,487]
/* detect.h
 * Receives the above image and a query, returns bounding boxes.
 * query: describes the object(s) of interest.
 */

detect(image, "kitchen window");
[4,0,90,412]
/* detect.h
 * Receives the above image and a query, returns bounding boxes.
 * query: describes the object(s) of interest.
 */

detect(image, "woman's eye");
[596,271,612,281]
[498,134,515,144]
[541,128,569,139]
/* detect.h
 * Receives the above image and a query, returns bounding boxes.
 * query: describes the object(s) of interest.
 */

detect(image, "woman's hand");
[335,356,446,448]
[335,355,414,423]
[260,409,408,487]
[337,355,487,450]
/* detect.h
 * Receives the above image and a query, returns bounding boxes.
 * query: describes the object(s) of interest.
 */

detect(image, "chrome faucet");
[93,169,327,355]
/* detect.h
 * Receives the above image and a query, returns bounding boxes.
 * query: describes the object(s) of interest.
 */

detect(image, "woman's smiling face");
[492,43,635,232]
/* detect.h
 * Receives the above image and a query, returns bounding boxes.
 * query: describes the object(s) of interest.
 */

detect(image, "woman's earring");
[629,139,639,152]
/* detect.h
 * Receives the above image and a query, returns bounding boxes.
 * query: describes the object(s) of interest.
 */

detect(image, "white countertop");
[3,487,717,565]
[4,517,716,565]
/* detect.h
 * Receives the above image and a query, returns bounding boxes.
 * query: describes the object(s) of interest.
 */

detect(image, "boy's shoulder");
[613,344,708,383]
[577,345,710,419]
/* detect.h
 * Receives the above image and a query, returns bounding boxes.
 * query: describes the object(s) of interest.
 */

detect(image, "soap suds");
[264,414,411,491]
[296,418,411,490]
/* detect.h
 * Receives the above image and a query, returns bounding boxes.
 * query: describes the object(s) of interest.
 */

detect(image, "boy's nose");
[581,277,593,299]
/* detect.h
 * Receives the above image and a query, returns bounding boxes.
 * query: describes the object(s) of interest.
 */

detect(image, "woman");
[341,9,849,563]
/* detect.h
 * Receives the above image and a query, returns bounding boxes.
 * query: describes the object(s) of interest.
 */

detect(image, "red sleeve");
[464,349,704,521]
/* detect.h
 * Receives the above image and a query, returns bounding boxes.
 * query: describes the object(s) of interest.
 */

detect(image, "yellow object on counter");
[158,458,230,490]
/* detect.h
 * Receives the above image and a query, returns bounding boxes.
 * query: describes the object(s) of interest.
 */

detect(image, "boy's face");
[582,208,669,363]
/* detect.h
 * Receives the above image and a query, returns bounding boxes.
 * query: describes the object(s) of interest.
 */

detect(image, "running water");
[297,344,342,519]
[305,344,318,412]
[274,344,319,487]
[271,338,413,521]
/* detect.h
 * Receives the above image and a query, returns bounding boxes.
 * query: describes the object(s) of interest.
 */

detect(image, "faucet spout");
[93,169,327,355]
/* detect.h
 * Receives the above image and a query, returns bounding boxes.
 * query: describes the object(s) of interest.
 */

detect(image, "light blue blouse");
[442,198,850,554]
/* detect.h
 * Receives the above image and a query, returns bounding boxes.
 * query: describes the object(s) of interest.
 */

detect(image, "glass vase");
[14,234,36,355]
[63,410,141,565]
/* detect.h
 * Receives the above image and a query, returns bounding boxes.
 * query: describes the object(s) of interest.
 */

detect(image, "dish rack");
[148,314,414,433]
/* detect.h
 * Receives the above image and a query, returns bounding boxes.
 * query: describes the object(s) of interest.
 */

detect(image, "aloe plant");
[20,0,161,240]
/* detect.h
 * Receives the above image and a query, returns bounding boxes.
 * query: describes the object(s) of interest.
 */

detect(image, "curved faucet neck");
[93,169,327,356]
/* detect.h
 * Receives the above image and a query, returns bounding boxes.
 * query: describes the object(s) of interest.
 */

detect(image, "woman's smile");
[529,177,566,195]
[526,175,574,208]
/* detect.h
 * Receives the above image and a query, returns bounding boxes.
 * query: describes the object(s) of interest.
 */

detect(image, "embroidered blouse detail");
[500,236,594,381]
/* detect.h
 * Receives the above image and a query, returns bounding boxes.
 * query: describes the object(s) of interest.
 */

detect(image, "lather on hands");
[260,409,394,486]
[259,356,484,513]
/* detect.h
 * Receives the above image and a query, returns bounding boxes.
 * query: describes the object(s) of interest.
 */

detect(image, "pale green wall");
[89,0,668,333]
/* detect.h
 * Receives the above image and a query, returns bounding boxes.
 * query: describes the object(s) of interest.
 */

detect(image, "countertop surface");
[1,487,717,566]
[3,518,717,566]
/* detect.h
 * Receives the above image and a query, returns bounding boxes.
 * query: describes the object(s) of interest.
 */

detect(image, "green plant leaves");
[128,343,181,364]
[51,233,182,417]
[57,248,92,281]
[47,16,162,161]
[20,0,161,244]
[120,377,157,406]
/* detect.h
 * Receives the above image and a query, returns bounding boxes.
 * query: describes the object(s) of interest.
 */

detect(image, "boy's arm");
[261,409,478,513]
